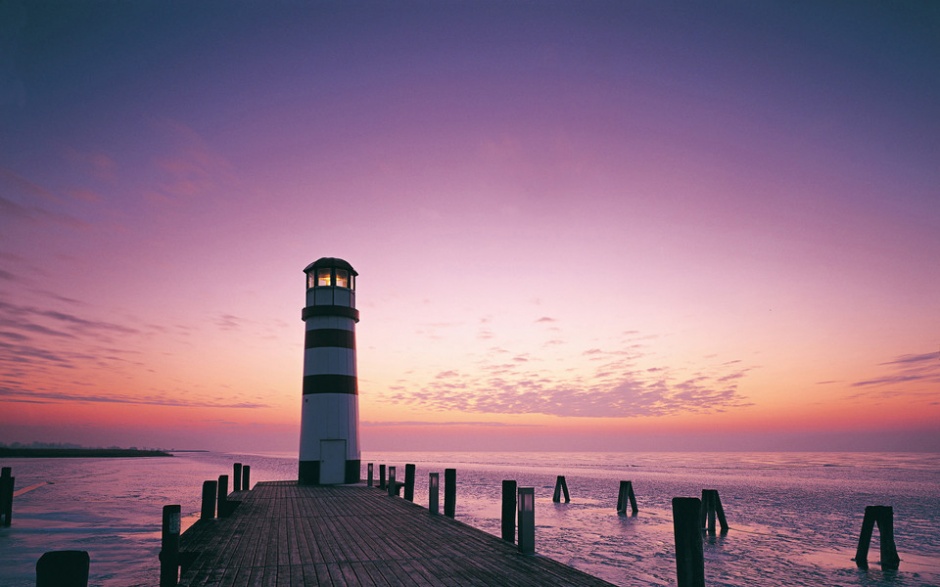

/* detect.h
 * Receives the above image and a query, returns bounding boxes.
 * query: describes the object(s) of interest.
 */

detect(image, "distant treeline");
[0,447,172,458]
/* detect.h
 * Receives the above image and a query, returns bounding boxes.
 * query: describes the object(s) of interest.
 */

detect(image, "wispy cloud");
[362,420,537,427]
[386,334,753,418]
[0,386,267,409]
[847,350,940,400]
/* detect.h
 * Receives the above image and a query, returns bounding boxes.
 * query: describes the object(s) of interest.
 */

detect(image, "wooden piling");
[379,464,386,489]
[518,487,535,555]
[552,475,570,503]
[502,480,517,542]
[617,480,638,515]
[200,480,217,520]
[36,550,89,587]
[404,463,416,502]
[672,497,705,587]
[444,468,456,518]
[367,463,374,487]
[387,466,397,497]
[241,465,250,491]
[159,505,181,587]
[217,475,229,518]
[0,467,12,527]
[429,472,440,515]
[855,505,901,570]
[233,463,242,492]
[700,489,728,534]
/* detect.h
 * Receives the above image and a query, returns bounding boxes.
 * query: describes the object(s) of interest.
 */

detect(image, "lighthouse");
[299,257,361,485]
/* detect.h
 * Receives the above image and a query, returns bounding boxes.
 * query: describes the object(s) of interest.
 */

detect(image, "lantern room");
[303,257,358,310]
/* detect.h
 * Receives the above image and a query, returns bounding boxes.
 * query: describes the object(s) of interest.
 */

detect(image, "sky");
[1,1,938,453]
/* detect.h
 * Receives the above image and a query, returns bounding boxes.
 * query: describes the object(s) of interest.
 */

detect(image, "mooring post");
[429,472,440,515]
[444,468,456,518]
[404,464,416,502]
[617,480,638,515]
[387,466,397,497]
[517,487,535,555]
[0,467,13,527]
[217,475,229,518]
[233,463,242,492]
[502,480,517,542]
[379,464,386,489]
[700,489,728,534]
[36,550,89,587]
[242,465,250,491]
[673,497,705,587]
[552,475,570,503]
[201,480,217,520]
[367,463,374,487]
[159,504,181,587]
[855,505,901,570]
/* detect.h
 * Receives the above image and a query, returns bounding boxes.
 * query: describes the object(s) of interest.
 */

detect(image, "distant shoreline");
[0,448,173,458]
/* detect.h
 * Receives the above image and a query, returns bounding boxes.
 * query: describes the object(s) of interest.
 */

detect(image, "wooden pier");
[178,481,614,586]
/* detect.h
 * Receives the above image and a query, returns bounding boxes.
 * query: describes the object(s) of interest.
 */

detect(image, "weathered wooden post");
[404,464,416,502]
[387,466,397,497]
[217,475,229,518]
[159,505,181,587]
[552,475,570,503]
[855,505,901,570]
[444,468,456,518]
[36,550,89,587]
[617,480,638,515]
[517,487,535,555]
[201,480,217,520]
[233,463,242,491]
[0,467,13,527]
[242,465,250,491]
[672,497,705,587]
[379,464,387,489]
[501,480,517,542]
[429,472,440,515]
[367,463,374,487]
[700,489,728,534]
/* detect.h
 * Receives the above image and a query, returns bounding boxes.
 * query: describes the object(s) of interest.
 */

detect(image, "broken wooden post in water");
[0,467,12,527]
[159,504,181,587]
[233,463,242,491]
[429,472,440,515]
[241,465,250,491]
[673,497,705,587]
[502,480,517,542]
[367,463,374,487]
[36,550,89,587]
[700,489,728,534]
[404,463,416,501]
[379,464,386,489]
[855,505,901,570]
[617,480,638,515]
[200,480,217,520]
[444,468,456,518]
[217,475,230,518]
[552,475,570,503]
[518,487,535,555]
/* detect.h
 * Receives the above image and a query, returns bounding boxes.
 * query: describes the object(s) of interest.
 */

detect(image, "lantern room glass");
[317,268,332,287]
[335,269,349,288]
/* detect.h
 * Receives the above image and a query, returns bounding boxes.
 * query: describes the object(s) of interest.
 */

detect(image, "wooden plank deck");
[178,481,615,587]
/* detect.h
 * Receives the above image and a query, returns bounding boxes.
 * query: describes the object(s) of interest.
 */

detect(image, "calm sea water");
[0,451,938,587]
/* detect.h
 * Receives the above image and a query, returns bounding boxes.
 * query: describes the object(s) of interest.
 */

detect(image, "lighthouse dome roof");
[304,257,358,275]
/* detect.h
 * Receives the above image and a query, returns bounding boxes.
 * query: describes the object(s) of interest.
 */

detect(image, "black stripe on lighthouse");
[305,329,356,349]
[303,374,358,395]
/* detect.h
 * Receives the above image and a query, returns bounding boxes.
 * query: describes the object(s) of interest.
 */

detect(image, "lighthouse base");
[299,459,360,485]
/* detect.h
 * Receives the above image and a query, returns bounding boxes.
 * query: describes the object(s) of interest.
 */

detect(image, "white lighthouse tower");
[299,257,361,485]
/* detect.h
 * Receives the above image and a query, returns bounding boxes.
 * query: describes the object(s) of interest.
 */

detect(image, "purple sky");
[1,1,938,452]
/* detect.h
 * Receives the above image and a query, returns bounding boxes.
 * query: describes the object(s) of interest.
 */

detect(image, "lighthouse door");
[319,440,346,484]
